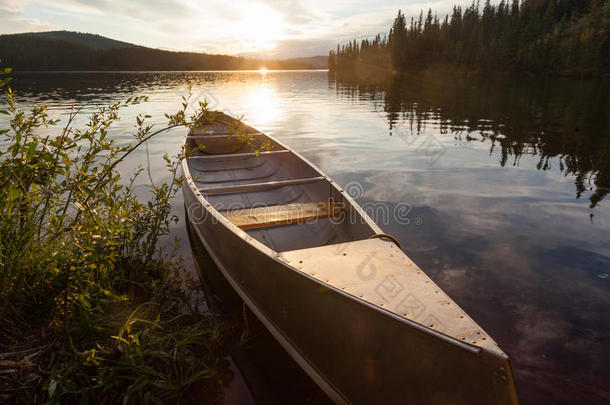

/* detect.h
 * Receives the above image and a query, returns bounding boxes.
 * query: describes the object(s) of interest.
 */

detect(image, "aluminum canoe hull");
[182,112,518,404]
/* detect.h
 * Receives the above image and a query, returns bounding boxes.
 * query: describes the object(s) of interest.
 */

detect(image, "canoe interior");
[185,112,375,252]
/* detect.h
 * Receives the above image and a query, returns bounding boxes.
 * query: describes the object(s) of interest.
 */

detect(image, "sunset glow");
[234,4,285,52]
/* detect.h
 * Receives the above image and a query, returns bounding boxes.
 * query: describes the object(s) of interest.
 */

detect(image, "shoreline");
[10,69,330,74]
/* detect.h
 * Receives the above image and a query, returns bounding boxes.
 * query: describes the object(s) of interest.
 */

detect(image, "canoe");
[182,111,519,404]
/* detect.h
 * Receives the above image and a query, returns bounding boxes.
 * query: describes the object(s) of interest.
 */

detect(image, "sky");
[1,0,484,58]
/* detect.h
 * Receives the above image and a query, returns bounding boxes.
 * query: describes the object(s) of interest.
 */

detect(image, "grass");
[0,60,239,404]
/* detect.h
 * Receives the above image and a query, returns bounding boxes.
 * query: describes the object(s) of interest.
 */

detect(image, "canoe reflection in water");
[183,111,519,404]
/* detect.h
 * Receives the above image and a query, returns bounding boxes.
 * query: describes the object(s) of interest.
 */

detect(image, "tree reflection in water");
[332,72,610,209]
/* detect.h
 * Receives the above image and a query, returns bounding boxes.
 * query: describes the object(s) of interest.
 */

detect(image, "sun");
[236,4,284,52]
[259,68,268,74]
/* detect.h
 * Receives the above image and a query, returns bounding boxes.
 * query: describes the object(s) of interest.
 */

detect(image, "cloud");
[0,0,22,12]
[36,0,194,22]
[260,0,316,25]
[0,0,59,33]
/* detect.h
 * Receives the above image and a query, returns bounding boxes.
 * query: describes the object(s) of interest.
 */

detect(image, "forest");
[0,33,317,71]
[328,0,610,78]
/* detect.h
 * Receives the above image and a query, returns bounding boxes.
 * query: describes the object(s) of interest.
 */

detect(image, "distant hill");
[285,56,327,69]
[0,31,326,71]
[20,31,139,50]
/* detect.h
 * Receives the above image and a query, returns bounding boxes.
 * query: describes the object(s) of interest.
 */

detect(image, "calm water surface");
[4,71,609,404]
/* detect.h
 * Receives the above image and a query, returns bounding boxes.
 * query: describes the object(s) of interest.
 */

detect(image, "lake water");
[4,70,609,404]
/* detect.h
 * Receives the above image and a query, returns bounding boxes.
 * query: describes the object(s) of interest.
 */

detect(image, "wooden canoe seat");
[221,201,342,229]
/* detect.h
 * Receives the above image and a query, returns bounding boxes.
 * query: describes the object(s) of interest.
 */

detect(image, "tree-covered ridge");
[22,31,138,50]
[329,0,610,77]
[0,33,317,71]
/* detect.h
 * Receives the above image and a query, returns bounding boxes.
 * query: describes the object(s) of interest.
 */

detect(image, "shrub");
[0,60,231,404]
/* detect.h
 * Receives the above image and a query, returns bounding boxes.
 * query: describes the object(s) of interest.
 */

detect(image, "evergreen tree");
[328,50,336,71]
[389,10,408,72]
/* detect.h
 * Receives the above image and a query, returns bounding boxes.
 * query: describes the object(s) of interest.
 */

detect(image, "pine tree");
[328,50,336,71]
[390,10,408,72]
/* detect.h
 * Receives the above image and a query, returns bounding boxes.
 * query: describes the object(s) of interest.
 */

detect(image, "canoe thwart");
[199,176,325,195]
[186,132,264,139]
[221,200,343,229]
[187,150,290,160]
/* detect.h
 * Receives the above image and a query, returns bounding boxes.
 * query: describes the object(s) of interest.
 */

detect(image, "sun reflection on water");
[244,84,281,126]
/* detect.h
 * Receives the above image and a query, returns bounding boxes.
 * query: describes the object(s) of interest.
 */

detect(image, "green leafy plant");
[0,64,232,404]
